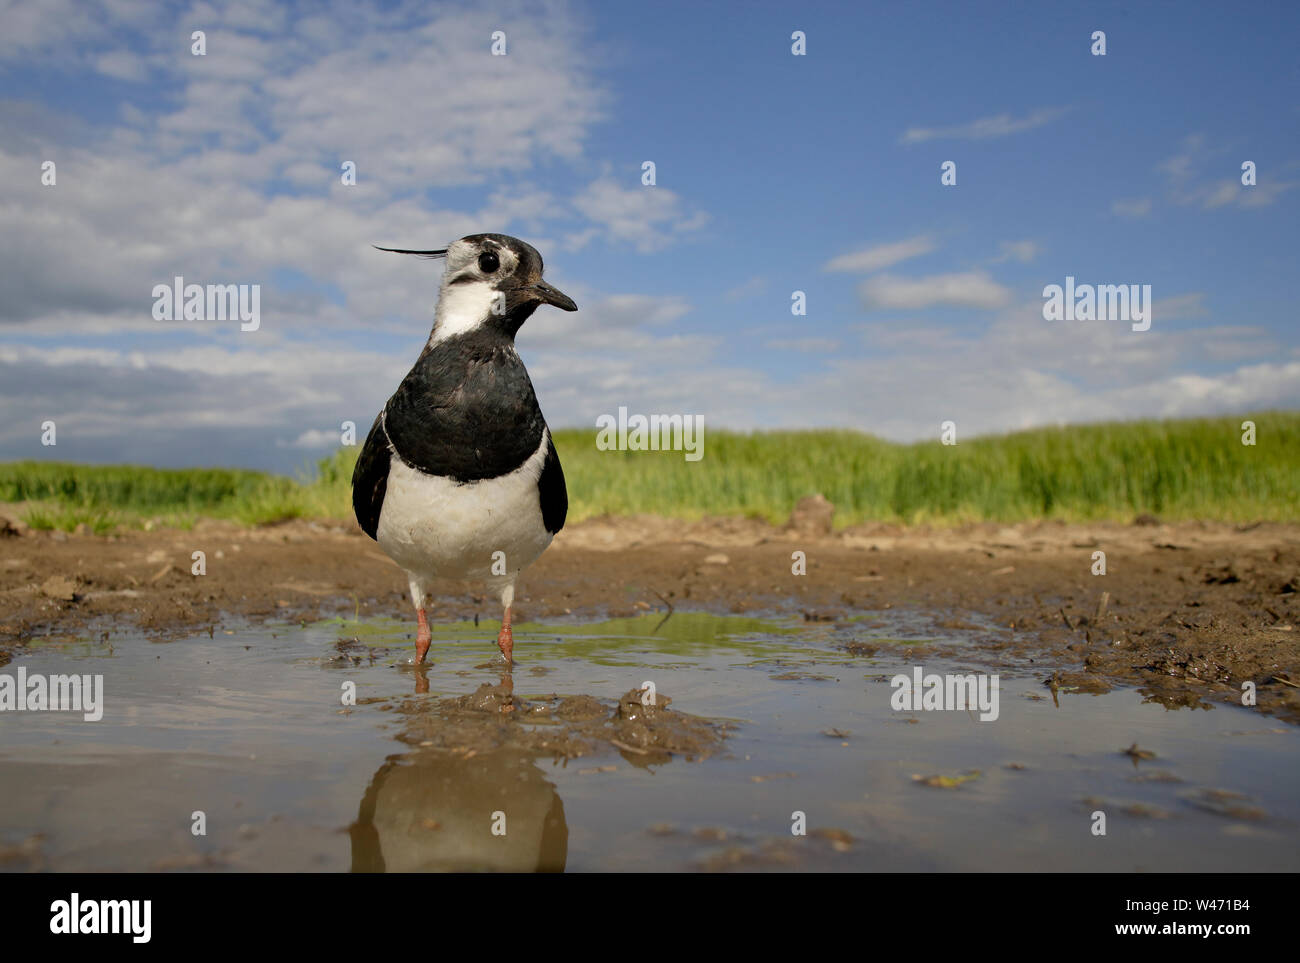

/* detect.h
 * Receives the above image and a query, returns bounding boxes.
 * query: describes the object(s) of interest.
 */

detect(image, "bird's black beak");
[530,280,578,312]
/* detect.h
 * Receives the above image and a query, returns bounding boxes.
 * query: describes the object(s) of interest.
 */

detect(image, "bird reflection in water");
[349,667,567,872]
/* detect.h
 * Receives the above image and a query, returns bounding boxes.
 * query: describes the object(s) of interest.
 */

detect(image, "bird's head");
[375,233,576,342]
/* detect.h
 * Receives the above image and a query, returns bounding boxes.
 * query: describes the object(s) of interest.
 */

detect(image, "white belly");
[375,430,554,584]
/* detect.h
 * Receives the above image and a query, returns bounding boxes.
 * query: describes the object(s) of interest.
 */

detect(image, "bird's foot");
[415,607,432,664]
[496,606,514,663]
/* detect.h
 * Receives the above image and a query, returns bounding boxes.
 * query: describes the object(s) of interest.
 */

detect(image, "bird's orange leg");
[497,606,513,663]
[415,607,432,664]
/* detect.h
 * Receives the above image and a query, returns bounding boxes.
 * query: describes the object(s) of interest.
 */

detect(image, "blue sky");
[1,0,1297,472]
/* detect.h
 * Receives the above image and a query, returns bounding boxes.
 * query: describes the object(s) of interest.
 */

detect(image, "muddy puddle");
[1,609,1296,872]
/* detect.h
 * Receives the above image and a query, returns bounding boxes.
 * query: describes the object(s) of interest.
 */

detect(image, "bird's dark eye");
[478,251,499,273]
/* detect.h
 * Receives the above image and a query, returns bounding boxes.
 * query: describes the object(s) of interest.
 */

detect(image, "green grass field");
[2,413,1295,533]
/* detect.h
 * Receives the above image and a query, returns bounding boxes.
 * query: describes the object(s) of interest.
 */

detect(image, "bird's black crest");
[373,245,448,259]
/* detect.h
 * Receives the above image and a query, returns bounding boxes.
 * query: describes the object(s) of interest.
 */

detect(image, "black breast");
[383,329,547,482]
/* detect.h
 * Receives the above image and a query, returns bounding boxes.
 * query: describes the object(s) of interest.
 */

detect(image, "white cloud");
[521,291,693,349]
[3,295,1296,468]
[568,177,708,252]
[1202,178,1296,209]
[824,235,935,273]
[900,107,1068,144]
[94,49,148,81]
[764,337,841,353]
[992,240,1039,264]
[0,0,635,329]
[1203,181,1241,208]
[595,294,690,326]
[859,271,1012,310]
[278,428,341,449]
[754,303,1298,440]
[1156,134,1295,210]
[1158,134,1205,181]
[1151,292,1207,321]
[1111,197,1152,217]
[0,335,407,470]
[0,0,154,60]
[724,276,768,302]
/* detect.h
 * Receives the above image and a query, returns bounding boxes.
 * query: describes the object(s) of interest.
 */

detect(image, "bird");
[351,233,576,665]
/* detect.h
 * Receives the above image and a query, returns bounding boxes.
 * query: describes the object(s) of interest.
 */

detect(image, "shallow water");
[1,610,1296,872]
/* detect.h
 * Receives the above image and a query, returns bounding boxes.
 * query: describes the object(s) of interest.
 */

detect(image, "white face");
[429,239,521,344]
[443,238,520,281]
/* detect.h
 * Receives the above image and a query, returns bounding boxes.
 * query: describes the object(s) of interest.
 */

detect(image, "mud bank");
[1,514,1297,721]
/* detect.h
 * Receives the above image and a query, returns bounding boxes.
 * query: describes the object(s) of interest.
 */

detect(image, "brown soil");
[2,512,1297,722]
[388,682,729,763]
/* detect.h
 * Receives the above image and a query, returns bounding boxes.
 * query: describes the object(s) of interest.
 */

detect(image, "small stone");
[40,576,77,601]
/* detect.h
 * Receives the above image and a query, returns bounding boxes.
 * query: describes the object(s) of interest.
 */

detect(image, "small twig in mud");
[652,588,675,633]
[1094,591,1110,623]
[609,738,650,756]
[1270,674,1299,689]
[1060,609,1076,631]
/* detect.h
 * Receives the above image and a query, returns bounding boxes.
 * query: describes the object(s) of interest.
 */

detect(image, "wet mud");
[2,513,1297,722]
[391,680,728,762]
